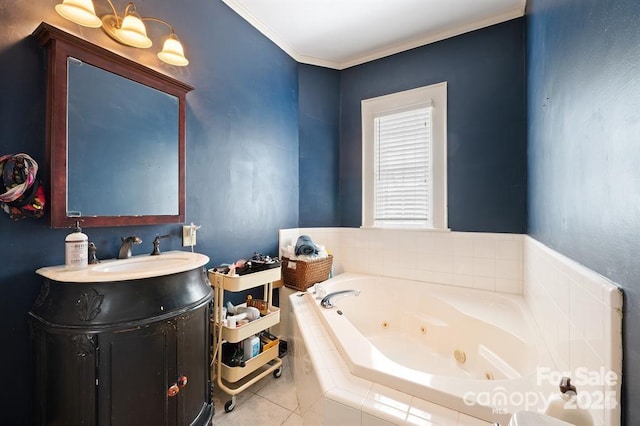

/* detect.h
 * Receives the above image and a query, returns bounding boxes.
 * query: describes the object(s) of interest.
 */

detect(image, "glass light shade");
[116,14,152,48]
[55,0,102,28]
[157,35,189,66]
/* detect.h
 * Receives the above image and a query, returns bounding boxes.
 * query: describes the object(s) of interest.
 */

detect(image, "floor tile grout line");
[279,410,299,425]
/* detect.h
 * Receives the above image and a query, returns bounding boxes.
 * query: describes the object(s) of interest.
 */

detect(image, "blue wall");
[298,64,341,226]
[527,0,640,422]
[339,19,527,232]
[11,1,635,422]
[0,1,298,423]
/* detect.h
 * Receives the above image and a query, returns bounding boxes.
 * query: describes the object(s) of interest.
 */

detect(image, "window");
[362,82,447,229]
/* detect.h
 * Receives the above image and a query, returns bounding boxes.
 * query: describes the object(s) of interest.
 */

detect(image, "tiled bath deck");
[211,354,488,426]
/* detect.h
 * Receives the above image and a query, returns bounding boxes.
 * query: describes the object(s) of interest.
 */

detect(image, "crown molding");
[222,0,526,70]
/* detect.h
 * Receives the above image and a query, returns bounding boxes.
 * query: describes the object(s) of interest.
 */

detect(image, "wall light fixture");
[55,0,189,66]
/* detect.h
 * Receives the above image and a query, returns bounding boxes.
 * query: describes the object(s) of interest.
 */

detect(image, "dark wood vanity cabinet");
[29,267,213,426]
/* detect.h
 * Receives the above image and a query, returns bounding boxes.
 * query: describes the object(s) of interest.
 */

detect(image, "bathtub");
[289,273,555,425]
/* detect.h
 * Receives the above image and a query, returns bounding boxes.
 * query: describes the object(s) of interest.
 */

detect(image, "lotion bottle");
[544,377,594,426]
[65,220,88,270]
[243,335,260,361]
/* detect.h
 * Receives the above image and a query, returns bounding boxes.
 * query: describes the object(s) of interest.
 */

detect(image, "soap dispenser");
[65,220,88,270]
[544,377,594,426]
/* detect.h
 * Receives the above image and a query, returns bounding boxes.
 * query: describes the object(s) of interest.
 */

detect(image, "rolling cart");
[208,267,283,413]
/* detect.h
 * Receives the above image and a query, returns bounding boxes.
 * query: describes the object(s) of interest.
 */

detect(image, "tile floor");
[211,357,302,426]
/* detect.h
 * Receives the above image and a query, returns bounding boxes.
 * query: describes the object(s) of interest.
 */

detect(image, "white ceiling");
[222,0,527,70]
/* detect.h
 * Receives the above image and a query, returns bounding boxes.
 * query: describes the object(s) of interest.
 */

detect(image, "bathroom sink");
[36,251,209,283]
[92,253,195,273]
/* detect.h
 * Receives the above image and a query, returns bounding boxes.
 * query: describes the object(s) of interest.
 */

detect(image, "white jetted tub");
[290,273,555,424]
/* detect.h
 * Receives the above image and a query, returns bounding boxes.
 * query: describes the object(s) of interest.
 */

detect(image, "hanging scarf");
[0,153,45,220]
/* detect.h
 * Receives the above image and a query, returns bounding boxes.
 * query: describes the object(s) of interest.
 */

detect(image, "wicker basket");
[282,255,333,291]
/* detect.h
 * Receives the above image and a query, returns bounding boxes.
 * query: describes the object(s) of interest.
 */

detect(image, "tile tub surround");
[279,228,623,425]
[279,228,524,294]
[524,236,623,426]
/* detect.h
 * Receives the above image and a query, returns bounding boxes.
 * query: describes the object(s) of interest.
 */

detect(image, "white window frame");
[361,82,448,230]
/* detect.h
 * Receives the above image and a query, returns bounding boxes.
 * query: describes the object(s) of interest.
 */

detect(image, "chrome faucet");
[118,236,142,259]
[320,289,361,309]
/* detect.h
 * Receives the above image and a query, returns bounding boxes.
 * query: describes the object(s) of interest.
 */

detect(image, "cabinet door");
[97,320,177,426]
[32,328,97,425]
[176,304,212,425]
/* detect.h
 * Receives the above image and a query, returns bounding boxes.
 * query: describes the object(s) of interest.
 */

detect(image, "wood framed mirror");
[32,22,193,228]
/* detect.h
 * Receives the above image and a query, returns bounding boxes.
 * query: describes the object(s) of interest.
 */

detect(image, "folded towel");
[295,235,319,256]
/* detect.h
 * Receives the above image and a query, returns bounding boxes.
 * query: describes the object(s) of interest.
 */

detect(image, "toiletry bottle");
[544,377,594,426]
[65,220,88,270]
[243,335,260,361]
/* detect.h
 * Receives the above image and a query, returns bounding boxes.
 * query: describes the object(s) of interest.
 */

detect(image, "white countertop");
[36,251,209,283]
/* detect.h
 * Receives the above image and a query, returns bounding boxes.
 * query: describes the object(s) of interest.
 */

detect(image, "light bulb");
[55,0,101,28]
[116,13,152,48]
[157,34,189,66]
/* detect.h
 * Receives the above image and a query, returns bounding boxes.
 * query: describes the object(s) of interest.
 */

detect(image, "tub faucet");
[118,236,142,259]
[320,289,361,309]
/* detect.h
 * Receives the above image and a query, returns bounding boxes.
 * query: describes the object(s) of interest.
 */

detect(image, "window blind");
[374,105,432,226]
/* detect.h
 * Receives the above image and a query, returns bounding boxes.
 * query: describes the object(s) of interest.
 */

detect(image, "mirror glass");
[33,22,193,228]
[66,57,179,217]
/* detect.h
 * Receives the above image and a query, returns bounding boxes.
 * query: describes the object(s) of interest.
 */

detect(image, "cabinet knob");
[167,384,180,397]
[177,375,188,388]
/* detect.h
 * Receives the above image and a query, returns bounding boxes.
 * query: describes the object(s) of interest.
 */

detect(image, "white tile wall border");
[279,228,623,425]
[523,236,623,426]
[279,228,523,294]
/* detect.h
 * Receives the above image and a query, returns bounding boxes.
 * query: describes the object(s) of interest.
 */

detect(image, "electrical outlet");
[182,225,196,247]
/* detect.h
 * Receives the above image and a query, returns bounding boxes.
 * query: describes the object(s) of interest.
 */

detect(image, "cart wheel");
[224,400,235,412]
[273,367,283,378]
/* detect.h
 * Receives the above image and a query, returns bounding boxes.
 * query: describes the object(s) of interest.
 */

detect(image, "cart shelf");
[210,267,281,292]
[218,306,280,343]
[220,344,279,382]
[208,266,283,413]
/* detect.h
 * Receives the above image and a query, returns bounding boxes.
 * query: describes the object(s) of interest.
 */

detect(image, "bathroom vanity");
[29,252,213,426]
